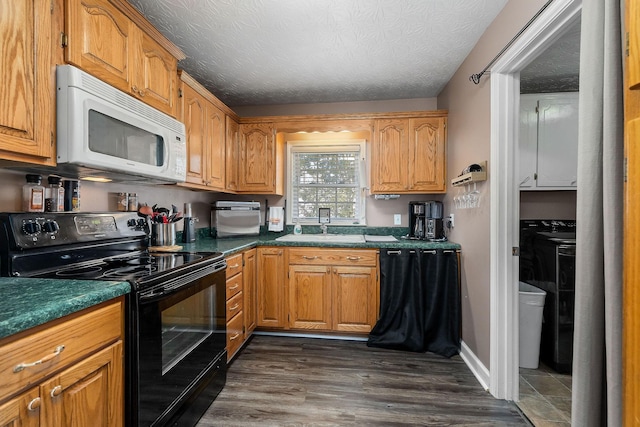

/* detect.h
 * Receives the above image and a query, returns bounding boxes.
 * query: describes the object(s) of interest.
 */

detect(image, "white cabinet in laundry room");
[519,92,579,189]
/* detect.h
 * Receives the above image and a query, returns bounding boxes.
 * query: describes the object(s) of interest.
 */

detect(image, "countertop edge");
[0,280,130,340]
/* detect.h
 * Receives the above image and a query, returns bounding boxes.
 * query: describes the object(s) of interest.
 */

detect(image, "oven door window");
[161,285,215,374]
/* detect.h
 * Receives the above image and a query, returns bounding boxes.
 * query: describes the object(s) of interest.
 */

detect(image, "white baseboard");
[459,340,490,391]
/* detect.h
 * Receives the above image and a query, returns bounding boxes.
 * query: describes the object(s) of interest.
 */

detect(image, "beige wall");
[437,0,547,367]
[520,191,577,220]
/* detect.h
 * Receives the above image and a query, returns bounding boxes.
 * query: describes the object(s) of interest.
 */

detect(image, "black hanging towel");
[367,248,460,357]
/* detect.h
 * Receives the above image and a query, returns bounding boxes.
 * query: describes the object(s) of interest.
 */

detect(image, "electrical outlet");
[393,214,402,225]
[449,214,455,228]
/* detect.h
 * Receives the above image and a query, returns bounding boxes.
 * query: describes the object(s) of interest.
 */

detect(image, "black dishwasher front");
[367,248,461,357]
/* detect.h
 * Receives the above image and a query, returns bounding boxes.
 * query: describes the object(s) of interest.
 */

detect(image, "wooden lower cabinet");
[0,299,124,427]
[225,249,258,361]
[256,247,286,328]
[243,249,257,335]
[258,247,379,334]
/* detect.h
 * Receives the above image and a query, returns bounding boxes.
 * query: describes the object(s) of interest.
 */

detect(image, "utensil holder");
[151,223,176,246]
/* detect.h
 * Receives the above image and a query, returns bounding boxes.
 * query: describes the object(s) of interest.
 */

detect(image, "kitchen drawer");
[225,253,243,279]
[288,248,378,266]
[226,291,244,321]
[226,310,244,359]
[0,299,122,401]
[226,272,243,299]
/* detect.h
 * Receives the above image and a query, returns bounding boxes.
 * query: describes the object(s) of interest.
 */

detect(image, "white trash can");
[519,281,546,369]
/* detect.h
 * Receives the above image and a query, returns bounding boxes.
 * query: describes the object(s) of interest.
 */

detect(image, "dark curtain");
[367,249,460,357]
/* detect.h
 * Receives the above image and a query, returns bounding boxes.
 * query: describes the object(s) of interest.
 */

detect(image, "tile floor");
[517,363,572,426]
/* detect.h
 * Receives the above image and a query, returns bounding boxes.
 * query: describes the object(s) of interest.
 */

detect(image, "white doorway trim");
[488,0,581,400]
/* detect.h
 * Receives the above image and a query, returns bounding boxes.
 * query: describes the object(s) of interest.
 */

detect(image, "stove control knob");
[127,219,137,228]
[137,219,147,227]
[22,222,41,235]
[42,221,59,233]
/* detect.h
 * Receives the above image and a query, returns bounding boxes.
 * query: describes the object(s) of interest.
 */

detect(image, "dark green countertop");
[180,228,461,257]
[0,278,130,340]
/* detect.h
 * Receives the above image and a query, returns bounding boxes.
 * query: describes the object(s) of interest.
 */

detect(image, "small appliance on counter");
[182,202,197,243]
[408,201,445,241]
[212,201,261,238]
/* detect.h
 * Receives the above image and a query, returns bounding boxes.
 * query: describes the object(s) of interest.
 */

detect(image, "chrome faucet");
[320,223,328,234]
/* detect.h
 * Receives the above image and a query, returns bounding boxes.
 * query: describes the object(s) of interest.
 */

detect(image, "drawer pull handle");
[302,256,317,260]
[230,333,241,341]
[230,303,240,311]
[14,345,65,373]
[230,263,240,268]
[27,397,41,411]
[346,256,361,261]
[229,284,239,290]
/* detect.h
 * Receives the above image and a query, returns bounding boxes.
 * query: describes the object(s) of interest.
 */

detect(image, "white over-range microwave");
[56,65,186,183]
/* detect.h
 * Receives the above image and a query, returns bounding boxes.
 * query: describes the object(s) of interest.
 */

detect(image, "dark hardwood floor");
[197,335,531,426]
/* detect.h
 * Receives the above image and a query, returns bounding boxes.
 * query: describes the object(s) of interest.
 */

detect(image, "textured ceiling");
[521,18,581,94]
[128,0,509,107]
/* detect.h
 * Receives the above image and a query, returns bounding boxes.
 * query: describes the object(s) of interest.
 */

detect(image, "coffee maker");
[408,201,444,240]
[425,201,444,240]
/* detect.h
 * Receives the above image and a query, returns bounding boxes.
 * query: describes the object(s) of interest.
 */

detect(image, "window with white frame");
[287,140,366,225]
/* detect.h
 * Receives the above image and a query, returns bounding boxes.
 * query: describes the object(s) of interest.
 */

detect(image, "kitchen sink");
[275,233,366,243]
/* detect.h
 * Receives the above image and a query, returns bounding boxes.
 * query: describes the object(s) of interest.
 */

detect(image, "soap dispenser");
[293,220,302,235]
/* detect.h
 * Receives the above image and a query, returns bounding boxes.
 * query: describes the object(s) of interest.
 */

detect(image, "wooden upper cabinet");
[225,116,240,193]
[206,104,226,190]
[65,0,132,91]
[0,0,55,165]
[65,0,182,117]
[371,115,447,194]
[371,119,407,192]
[238,123,278,194]
[410,117,446,192]
[178,72,226,191]
[133,30,178,116]
[181,82,206,186]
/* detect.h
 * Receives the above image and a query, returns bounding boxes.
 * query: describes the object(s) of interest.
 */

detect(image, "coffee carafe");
[408,201,427,239]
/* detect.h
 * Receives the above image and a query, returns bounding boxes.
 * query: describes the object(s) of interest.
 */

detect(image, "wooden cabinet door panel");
[206,104,226,190]
[66,0,132,92]
[0,388,40,427]
[181,83,206,185]
[410,117,446,192]
[372,119,407,192]
[288,265,331,330]
[243,249,258,335]
[0,0,53,160]
[239,124,274,192]
[257,248,285,328]
[134,30,177,117]
[225,116,240,192]
[42,341,123,427]
[332,266,377,333]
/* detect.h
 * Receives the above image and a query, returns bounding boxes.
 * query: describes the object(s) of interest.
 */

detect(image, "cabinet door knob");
[138,90,146,98]
[50,385,63,398]
[131,85,139,94]
[27,397,41,411]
